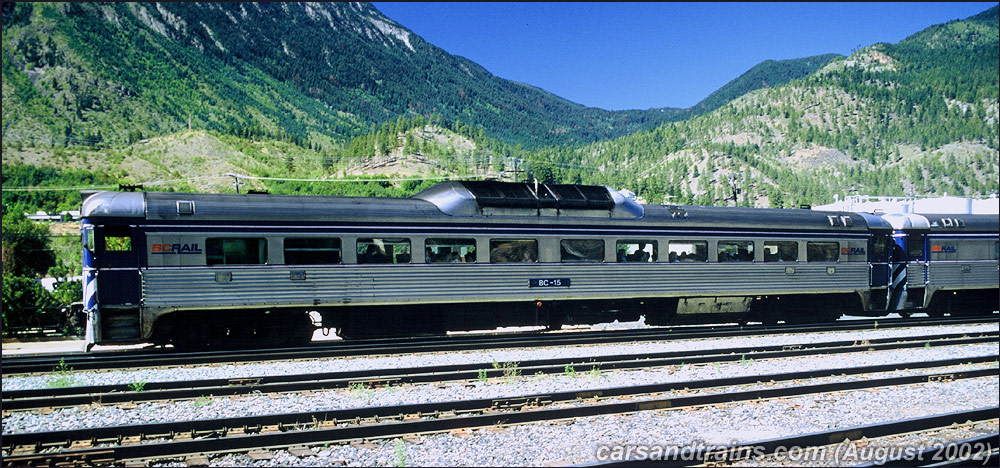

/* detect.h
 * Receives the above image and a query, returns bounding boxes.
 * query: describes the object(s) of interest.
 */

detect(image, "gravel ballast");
[3,342,996,434]
[3,323,994,391]
[189,377,999,467]
[4,322,997,467]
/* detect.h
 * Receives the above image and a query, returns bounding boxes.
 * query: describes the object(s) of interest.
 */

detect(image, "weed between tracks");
[45,358,79,388]
[500,361,520,383]
[349,382,376,404]
[128,379,147,392]
[486,360,521,384]
[392,438,408,467]
[191,395,213,408]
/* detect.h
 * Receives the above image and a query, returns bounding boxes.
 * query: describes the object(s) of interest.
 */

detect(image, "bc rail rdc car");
[881,212,999,317]
[79,181,999,349]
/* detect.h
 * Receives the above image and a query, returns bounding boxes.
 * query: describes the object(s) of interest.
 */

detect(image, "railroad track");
[4,316,996,466]
[3,330,996,411]
[3,315,995,375]
[3,358,996,466]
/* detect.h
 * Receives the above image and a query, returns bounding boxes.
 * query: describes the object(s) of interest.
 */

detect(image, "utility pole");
[226,173,242,194]
[728,174,741,205]
[503,158,525,182]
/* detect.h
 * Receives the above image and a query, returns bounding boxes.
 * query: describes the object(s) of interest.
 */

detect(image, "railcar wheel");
[280,314,316,347]
[546,312,564,331]
[925,296,947,317]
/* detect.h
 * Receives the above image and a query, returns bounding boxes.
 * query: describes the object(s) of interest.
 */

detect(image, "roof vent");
[176,200,195,215]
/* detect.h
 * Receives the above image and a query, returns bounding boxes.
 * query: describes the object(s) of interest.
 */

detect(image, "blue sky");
[372,2,997,111]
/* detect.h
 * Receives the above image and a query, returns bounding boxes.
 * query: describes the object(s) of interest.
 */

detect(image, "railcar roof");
[922,214,998,233]
[81,182,889,232]
[881,212,998,232]
[641,204,884,232]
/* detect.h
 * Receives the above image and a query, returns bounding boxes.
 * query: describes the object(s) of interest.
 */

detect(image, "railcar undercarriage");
[139,292,939,349]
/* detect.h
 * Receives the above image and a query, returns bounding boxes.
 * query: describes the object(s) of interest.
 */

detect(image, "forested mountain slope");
[544,6,999,207]
[2,2,689,149]
[2,4,997,212]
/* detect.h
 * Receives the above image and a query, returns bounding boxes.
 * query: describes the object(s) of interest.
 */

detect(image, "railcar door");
[887,232,909,314]
[95,224,143,306]
[93,224,145,342]
[903,230,927,310]
[869,233,891,310]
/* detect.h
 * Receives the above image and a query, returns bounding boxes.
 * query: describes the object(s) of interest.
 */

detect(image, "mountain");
[2,4,997,212]
[1,2,689,149]
[1,2,857,150]
[551,6,998,207]
[690,54,843,116]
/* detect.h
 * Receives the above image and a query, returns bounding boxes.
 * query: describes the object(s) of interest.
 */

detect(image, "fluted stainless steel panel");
[906,264,927,287]
[928,262,1000,288]
[142,263,870,310]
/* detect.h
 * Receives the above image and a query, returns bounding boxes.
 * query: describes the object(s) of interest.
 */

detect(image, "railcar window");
[284,238,341,265]
[489,239,537,263]
[764,241,797,262]
[806,242,840,262]
[561,239,604,263]
[907,233,925,258]
[83,227,95,252]
[102,226,132,252]
[872,235,890,260]
[206,238,267,265]
[105,236,132,251]
[426,238,476,263]
[667,241,707,262]
[357,238,410,264]
[718,241,755,262]
[617,240,656,263]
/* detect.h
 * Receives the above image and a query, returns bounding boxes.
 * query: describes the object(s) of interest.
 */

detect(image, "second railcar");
[882,212,999,316]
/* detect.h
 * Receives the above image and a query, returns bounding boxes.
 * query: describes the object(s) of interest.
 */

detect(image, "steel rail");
[4,355,997,451]
[3,315,995,375]
[4,332,996,411]
[3,365,996,467]
[8,329,993,399]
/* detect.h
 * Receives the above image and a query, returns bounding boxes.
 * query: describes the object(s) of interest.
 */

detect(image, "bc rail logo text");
[151,243,203,254]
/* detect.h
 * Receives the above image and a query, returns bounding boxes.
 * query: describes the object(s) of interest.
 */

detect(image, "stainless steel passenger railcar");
[882,212,999,317]
[79,181,992,350]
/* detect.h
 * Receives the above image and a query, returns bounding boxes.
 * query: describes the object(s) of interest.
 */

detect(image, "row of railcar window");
[196,236,852,266]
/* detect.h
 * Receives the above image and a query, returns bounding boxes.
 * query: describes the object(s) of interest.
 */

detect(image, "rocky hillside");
[2,4,997,211]
[1,2,686,149]
[552,7,999,207]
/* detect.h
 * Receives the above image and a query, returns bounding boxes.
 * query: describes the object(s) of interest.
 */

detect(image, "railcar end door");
[95,225,143,306]
[869,233,891,310]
